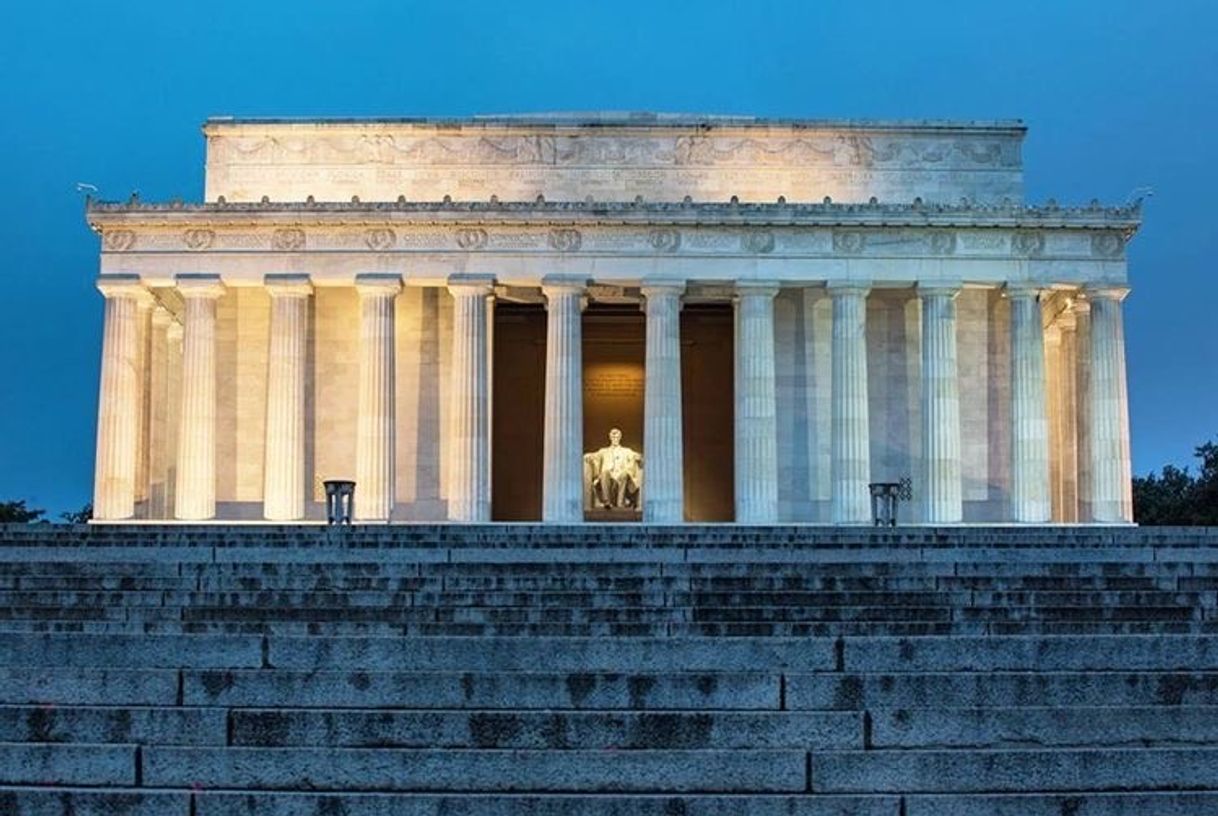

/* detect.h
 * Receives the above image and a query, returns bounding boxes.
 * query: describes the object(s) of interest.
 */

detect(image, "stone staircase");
[1,524,1217,815]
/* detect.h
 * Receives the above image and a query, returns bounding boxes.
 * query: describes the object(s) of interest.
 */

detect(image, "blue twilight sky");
[0,1,1215,513]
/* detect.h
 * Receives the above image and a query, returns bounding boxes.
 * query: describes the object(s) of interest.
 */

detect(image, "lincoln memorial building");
[85,114,1139,525]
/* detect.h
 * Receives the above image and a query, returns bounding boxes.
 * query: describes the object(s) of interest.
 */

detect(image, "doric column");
[147,307,175,519]
[642,282,685,523]
[1008,284,1050,522]
[165,321,184,517]
[133,299,153,509]
[262,275,312,521]
[93,276,152,520]
[355,274,401,522]
[1086,286,1133,523]
[919,283,963,523]
[829,281,872,524]
[541,276,586,523]
[1074,297,1093,522]
[447,274,495,522]
[734,282,779,523]
[174,275,225,521]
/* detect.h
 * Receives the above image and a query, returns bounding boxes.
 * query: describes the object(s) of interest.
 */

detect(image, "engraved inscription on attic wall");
[204,123,1025,205]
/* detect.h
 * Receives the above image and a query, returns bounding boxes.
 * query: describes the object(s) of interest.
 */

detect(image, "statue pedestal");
[585,508,643,524]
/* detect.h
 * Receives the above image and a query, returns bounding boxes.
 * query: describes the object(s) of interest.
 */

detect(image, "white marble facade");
[88,114,1140,523]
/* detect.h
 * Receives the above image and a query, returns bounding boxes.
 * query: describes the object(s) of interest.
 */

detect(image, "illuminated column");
[355,274,401,522]
[447,274,495,522]
[735,282,779,524]
[133,299,153,510]
[1087,286,1133,523]
[642,282,685,523]
[174,275,225,521]
[165,321,183,516]
[919,283,963,523]
[829,281,872,524]
[147,307,175,519]
[1074,298,1093,522]
[541,276,585,523]
[1008,284,1050,522]
[93,276,151,520]
[262,275,312,521]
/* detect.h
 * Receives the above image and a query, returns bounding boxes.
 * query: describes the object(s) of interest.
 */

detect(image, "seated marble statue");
[583,428,644,510]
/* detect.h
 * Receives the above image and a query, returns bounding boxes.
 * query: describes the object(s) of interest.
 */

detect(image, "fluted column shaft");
[642,283,685,523]
[919,284,963,523]
[355,275,401,522]
[262,276,312,521]
[830,282,872,524]
[147,308,174,519]
[175,276,225,520]
[448,275,495,522]
[541,277,586,523]
[734,283,779,523]
[93,277,151,520]
[133,300,153,508]
[1008,285,1050,522]
[1087,287,1133,523]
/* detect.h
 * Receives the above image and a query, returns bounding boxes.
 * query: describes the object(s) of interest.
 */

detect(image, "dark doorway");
[682,304,735,521]
[491,304,546,520]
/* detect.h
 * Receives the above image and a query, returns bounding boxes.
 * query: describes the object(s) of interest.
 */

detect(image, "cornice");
[86,198,1142,233]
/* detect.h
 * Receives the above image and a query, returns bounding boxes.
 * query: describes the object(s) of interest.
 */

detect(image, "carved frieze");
[182,229,214,251]
[1012,231,1045,257]
[647,228,681,253]
[102,229,135,252]
[455,228,488,250]
[365,228,396,251]
[548,228,582,252]
[271,228,306,251]
[1091,232,1124,258]
[929,231,957,255]
[742,231,775,254]
[833,230,866,255]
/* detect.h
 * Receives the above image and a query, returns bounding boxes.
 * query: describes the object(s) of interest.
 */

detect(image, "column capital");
[1004,282,1045,300]
[354,273,403,297]
[150,306,174,329]
[176,274,226,300]
[1082,284,1131,303]
[96,275,153,304]
[735,280,781,299]
[917,281,963,299]
[827,280,872,297]
[264,274,314,298]
[447,273,497,297]
[540,274,588,297]
[640,280,686,298]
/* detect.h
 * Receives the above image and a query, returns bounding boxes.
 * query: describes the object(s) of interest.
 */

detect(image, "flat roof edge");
[201,114,1027,133]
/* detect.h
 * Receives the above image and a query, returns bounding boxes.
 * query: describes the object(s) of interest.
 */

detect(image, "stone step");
[841,635,1218,672]
[810,748,1218,793]
[183,669,781,710]
[0,633,838,671]
[0,742,136,786]
[0,705,227,746]
[230,708,862,750]
[868,706,1218,748]
[142,746,808,792]
[0,787,189,816]
[0,668,180,705]
[787,672,1218,709]
[904,792,1218,815]
[7,619,1218,639]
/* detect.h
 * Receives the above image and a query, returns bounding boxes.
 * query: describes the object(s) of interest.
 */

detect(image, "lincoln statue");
[585,429,644,510]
